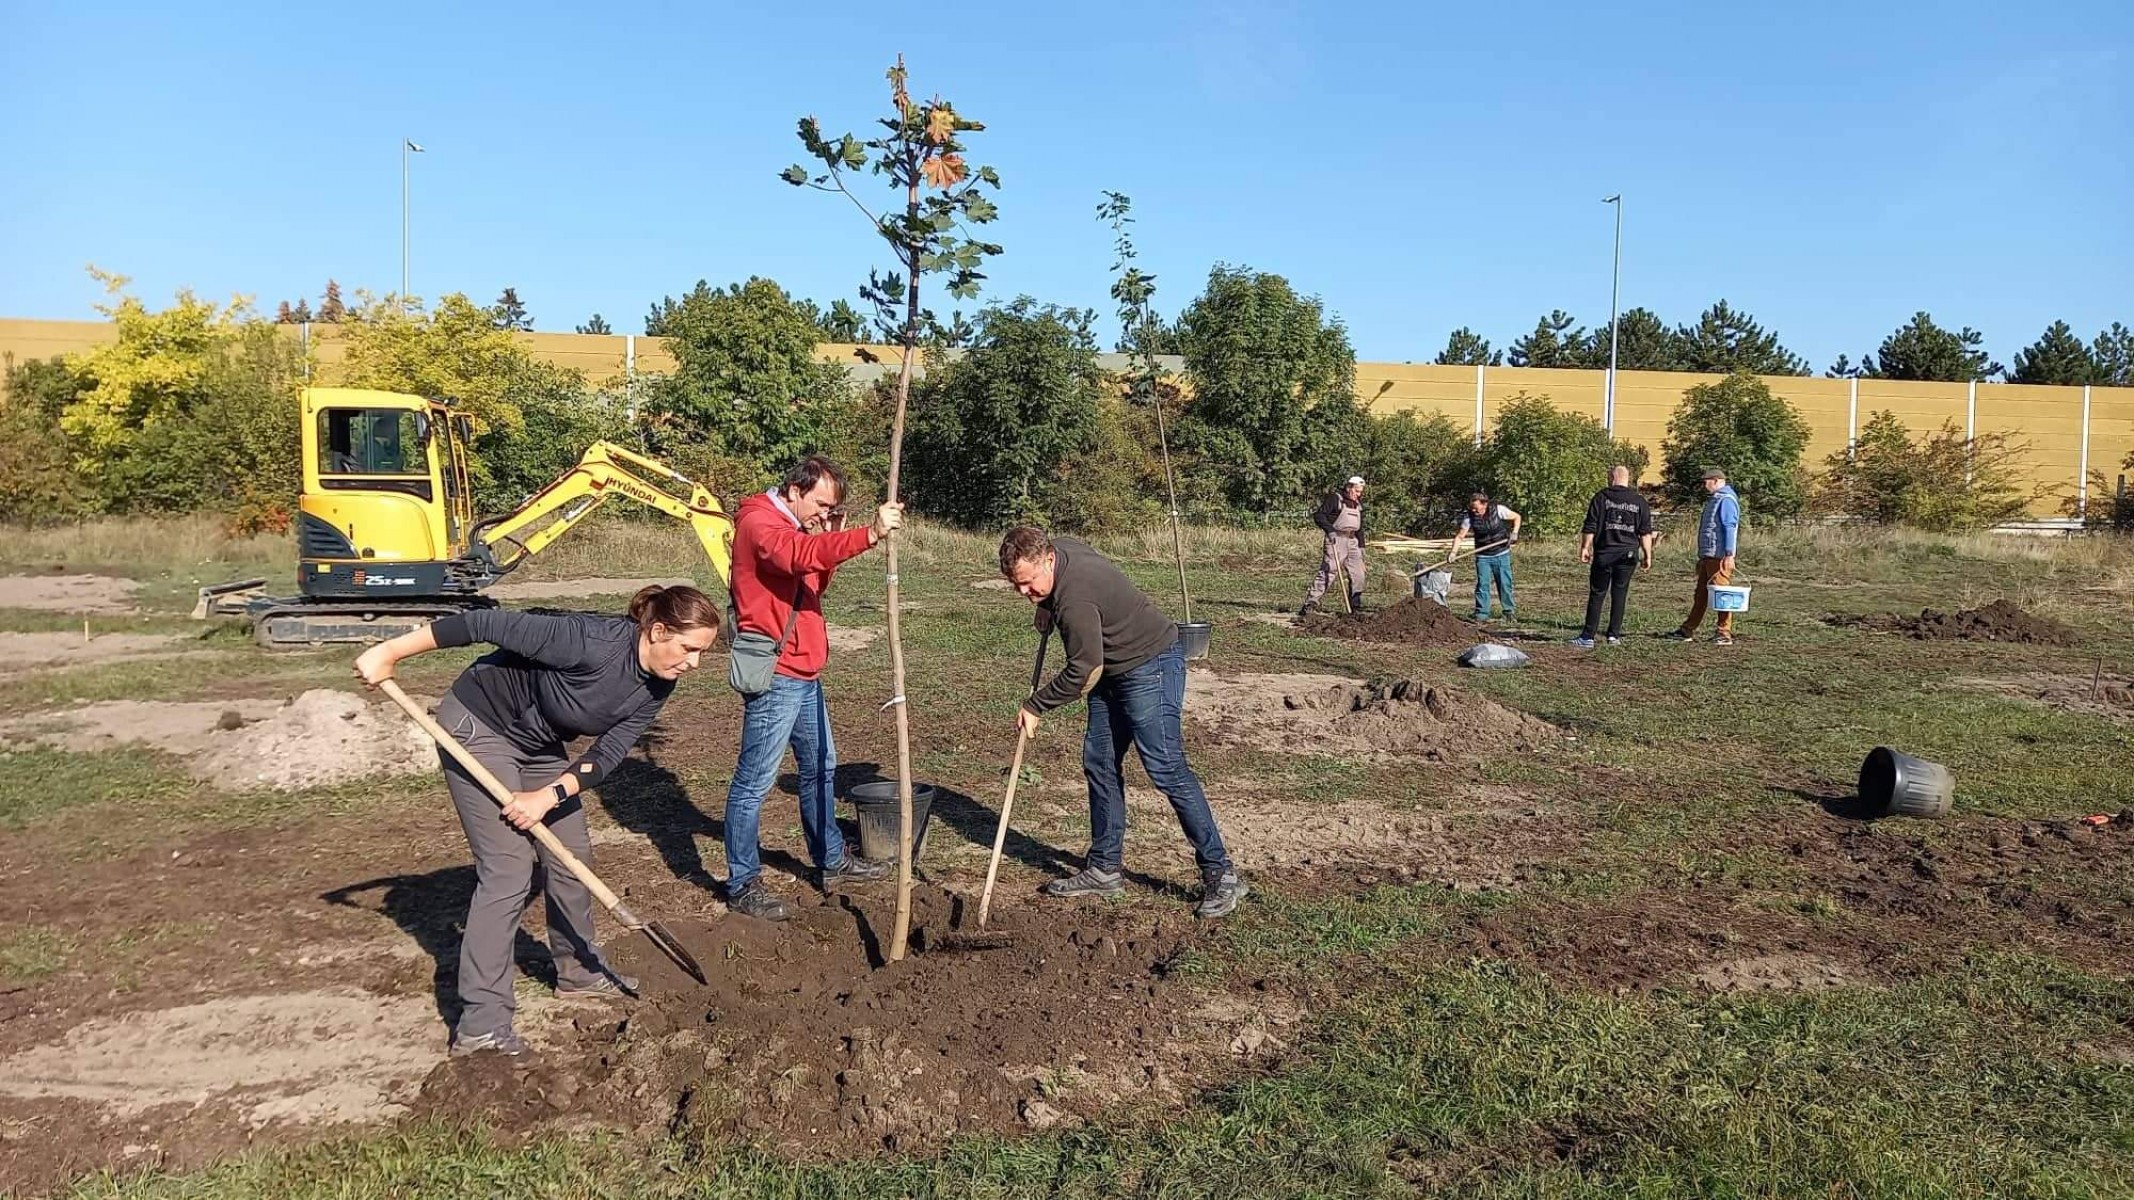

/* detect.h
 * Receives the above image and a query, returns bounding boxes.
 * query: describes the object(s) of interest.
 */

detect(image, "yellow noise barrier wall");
[3,318,2126,518]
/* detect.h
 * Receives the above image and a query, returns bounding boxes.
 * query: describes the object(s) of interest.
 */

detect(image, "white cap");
[1347,475,1366,487]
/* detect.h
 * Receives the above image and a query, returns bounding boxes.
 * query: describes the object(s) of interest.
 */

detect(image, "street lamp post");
[1603,194,1622,432]
[402,138,425,309]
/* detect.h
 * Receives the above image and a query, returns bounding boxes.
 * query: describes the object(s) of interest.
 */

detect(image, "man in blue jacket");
[1667,468,1741,646]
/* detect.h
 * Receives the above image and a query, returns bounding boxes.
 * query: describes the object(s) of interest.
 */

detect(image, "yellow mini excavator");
[194,386,734,648]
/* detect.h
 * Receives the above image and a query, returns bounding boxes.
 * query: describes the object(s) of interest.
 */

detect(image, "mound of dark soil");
[1300,596,1480,647]
[1186,671,1557,762]
[409,883,1297,1154]
[1828,599,2077,645]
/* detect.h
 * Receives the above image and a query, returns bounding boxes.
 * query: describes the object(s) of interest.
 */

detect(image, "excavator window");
[319,409,425,476]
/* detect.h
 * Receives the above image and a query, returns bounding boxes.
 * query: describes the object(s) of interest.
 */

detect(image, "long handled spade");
[974,630,1052,933]
[377,679,708,986]
[1410,538,1510,579]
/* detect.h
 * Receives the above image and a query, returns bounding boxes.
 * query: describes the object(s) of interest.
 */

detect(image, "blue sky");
[4,0,2128,369]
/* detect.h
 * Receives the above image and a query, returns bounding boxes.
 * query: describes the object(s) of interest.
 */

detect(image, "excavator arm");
[471,441,734,588]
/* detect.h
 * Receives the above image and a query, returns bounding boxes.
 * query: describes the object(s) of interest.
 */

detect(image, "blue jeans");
[1083,642,1232,878]
[724,673,844,893]
[1472,551,1515,618]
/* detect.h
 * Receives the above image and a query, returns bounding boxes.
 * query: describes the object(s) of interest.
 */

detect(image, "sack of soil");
[1414,568,1452,605]
[1456,642,1530,669]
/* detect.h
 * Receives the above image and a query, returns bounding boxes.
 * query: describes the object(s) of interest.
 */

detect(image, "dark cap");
[1701,468,1727,481]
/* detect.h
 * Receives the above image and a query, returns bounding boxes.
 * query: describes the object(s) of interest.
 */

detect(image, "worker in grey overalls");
[1300,475,1368,615]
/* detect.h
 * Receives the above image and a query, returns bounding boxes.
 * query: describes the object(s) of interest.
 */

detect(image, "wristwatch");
[550,782,569,804]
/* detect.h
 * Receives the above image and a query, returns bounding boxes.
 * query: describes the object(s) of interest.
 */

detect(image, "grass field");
[0,514,2130,1198]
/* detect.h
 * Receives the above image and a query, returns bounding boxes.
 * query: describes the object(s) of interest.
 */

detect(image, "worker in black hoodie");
[1572,465,1654,647]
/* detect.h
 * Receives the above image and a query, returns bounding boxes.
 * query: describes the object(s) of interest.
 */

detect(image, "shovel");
[1411,538,1510,578]
[959,630,1053,947]
[377,679,708,986]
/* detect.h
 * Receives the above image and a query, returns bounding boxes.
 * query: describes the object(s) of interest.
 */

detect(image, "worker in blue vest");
[1449,492,1523,622]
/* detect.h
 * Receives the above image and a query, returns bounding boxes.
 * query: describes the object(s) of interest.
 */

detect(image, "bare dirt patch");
[1953,672,2134,722]
[1,689,435,791]
[484,576,693,602]
[0,630,192,676]
[1186,670,1556,762]
[408,882,1296,1156]
[1828,599,2078,645]
[826,624,884,653]
[0,990,436,1124]
[1299,596,1483,648]
[1126,784,1562,885]
[1692,952,1854,993]
[968,577,1013,591]
[0,574,141,614]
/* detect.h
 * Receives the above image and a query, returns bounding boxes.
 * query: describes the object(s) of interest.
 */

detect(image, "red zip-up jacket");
[729,492,877,681]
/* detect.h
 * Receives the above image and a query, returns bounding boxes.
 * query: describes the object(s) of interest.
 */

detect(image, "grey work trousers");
[436,694,609,1040]
[1303,532,1366,605]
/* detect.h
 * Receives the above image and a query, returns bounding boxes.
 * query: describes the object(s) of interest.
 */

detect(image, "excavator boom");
[473,441,734,588]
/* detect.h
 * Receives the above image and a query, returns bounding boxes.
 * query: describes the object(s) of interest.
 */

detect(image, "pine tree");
[1577,307,1678,371]
[2091,322,2133,387]
[492,288,533,332]
[1863,312,2000,381]
[1825,354,1863,379]
[2009,320,2098,385]
[1434,327,1500,366]
[576,313,613,335]
[1674,300,1807,375]
[275,301,296,324]
[1507,310,1583,368]
[316,281,346,323]
[291,299,313,323]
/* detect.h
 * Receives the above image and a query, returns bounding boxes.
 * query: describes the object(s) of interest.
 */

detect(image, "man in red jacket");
[723,454,902,921]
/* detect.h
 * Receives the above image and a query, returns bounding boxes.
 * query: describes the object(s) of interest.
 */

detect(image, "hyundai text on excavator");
[194,387,734,648]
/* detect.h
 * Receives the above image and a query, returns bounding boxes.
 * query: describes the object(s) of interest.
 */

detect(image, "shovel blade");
[640,920,708,985]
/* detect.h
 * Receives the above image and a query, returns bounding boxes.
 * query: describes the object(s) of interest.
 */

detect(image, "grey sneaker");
[556,972,639,1000]
[1569,636,1596,649]
[1605,635,1623,646]
[1042,867,1125,898]
[451,1026,528,1057]
[1713,633,1734,646]
[1195,871,1248,919]
[727,883,790,922]
[821,856,889,887]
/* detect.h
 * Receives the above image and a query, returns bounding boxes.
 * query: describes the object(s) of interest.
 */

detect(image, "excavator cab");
[298,388,483,600]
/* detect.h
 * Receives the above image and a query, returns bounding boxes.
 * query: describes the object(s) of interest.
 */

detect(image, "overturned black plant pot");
[1858,746,1954,818]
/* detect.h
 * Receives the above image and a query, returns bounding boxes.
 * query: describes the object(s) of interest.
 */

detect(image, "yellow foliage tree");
[61,268,258,458]
[330,292,527,438]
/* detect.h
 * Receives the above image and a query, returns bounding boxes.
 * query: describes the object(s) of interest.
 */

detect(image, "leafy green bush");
[1816,411,2038,531]
[474,362,631,513]
[1472,395,1649,536]
[0,356,94,525]
[904,299,1103,529]
[639,277,856,483]
[1353,410,1474,536]
[1661,371,1811,519]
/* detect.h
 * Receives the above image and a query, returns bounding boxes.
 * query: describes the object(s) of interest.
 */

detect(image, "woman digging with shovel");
[352,584,721,1057]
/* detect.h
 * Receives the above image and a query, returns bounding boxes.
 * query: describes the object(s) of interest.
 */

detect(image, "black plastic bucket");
[1858,747,1954,818]
[849,780,937,862]
[1177,620,1212,661]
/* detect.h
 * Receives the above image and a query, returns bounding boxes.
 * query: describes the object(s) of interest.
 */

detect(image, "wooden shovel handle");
[378,679,629,918]
[976,726,1032,929]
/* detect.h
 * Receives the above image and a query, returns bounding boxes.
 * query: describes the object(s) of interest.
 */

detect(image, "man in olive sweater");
[998,526,1246,918]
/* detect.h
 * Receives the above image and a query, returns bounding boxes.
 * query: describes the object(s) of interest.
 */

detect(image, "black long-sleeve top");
[431,608,672,790]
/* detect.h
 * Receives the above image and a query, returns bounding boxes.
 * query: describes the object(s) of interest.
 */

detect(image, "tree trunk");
[886,184,921,964]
